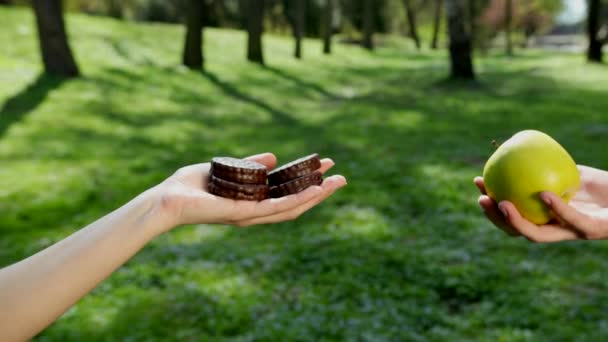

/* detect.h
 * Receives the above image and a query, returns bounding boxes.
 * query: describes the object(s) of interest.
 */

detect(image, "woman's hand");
[154,152,347,232]
[475,165,608,243]
[0,152,346,341]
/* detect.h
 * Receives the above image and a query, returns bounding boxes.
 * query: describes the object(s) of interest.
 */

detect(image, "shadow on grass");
[260,65,342,100]
[201,70,297,126]
[0,73,65,138]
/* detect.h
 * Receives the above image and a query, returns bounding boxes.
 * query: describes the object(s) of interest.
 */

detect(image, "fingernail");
[498,203,509,218]
[540,192,551,205]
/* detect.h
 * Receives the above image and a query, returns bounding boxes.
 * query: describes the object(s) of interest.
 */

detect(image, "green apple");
[482,130,580,225]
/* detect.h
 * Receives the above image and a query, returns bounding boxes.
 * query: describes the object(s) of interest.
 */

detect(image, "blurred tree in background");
[586,0,605,63]
[431,0,443,49]
[246,0,265,64]
[322,0,333,54]
[479,0,562,50]
[447,0,475,79]
[505,0,513,55]
[282,0,306,58]
[362,0,374,49]
[402,0,421,49]
[8,0,590,81]
[32,0,80,77]
[182,0,205,69]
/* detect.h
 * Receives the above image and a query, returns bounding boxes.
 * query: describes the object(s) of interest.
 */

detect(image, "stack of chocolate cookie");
[208,154,323,201]
[208,157,269,201]
[268,154,323,198]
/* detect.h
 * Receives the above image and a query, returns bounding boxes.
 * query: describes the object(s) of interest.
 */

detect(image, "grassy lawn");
[3,6,608,341]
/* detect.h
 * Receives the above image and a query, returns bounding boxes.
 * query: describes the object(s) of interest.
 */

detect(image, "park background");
[2,0,608,340]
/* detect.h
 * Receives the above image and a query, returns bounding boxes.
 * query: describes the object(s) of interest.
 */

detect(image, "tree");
[587,0,603,63]
[32,0,79,77]
[431,0,443,49]
[294,0,305,58]
[468,0,478,45]
[182,0,204,69]
[402,0,421,49]
[480,0,561,49]
[446,0,475,79]
[362,0,374,50]
[322,0,333,54]
[505,0,513,55]
[246,0,265,64]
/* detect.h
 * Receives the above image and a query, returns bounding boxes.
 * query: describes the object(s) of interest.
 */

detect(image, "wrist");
[133,185,180,238]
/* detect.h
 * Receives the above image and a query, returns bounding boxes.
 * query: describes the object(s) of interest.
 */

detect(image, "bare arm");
[0,189,163,341]
[0,153,347,341]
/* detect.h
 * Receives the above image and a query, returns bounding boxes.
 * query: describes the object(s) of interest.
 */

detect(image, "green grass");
[3,6,608,341]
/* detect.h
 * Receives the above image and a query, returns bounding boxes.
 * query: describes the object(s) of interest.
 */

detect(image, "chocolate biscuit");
[269,171,323,198]
[210,175,269,196]
[268,154,321,185]
[210,157,268,184]
[208,181,268,201]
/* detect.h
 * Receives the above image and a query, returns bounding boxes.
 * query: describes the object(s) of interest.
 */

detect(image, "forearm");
[0,188,169,341]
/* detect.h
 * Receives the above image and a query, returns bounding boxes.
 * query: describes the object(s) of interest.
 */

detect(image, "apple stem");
[491,140,500,149]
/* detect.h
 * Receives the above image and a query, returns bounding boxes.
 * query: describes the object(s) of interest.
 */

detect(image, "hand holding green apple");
[476,130,608,243]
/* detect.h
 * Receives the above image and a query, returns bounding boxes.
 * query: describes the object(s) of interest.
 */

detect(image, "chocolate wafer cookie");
[211,157,268,184]
[208,181,269,201]
[210,175,269,197]
[269,171,323,198]
[268,153,321,185]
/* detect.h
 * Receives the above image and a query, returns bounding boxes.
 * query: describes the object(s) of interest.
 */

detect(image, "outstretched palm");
[157,152,347,230]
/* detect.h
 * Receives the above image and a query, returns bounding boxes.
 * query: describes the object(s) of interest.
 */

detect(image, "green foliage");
[3,6,608,341]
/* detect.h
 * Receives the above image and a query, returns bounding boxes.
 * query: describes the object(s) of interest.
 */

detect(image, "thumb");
[244,152,277,170]
[540,191,598,238]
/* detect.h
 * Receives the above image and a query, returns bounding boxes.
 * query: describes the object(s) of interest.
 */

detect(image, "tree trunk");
[238,0,247,28]
[294,0,305,59]
[31,0,79,77]
[402,0,421,50]
[107,0,123,18]
[322,0,333,54]
[587,0,603,63]
[468,0,477,47]
[446,0,474,79]
[246,0,265,64]
[505,0,513,56]
[182,0,204,69]
[431,0,442,49]
[362,0,374,50]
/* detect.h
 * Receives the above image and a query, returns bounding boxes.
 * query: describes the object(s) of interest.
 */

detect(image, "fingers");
[245,152,277,170]
[243,154,333,175]
[227,180,327,222]
[233,175,347,226]
[318,158,335,175]
[474,175,608,242]
[478,195,519,236]
[475,176,517,236]
[497,201,580,243]
[474,177,487,195]
[539,192,600,239]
